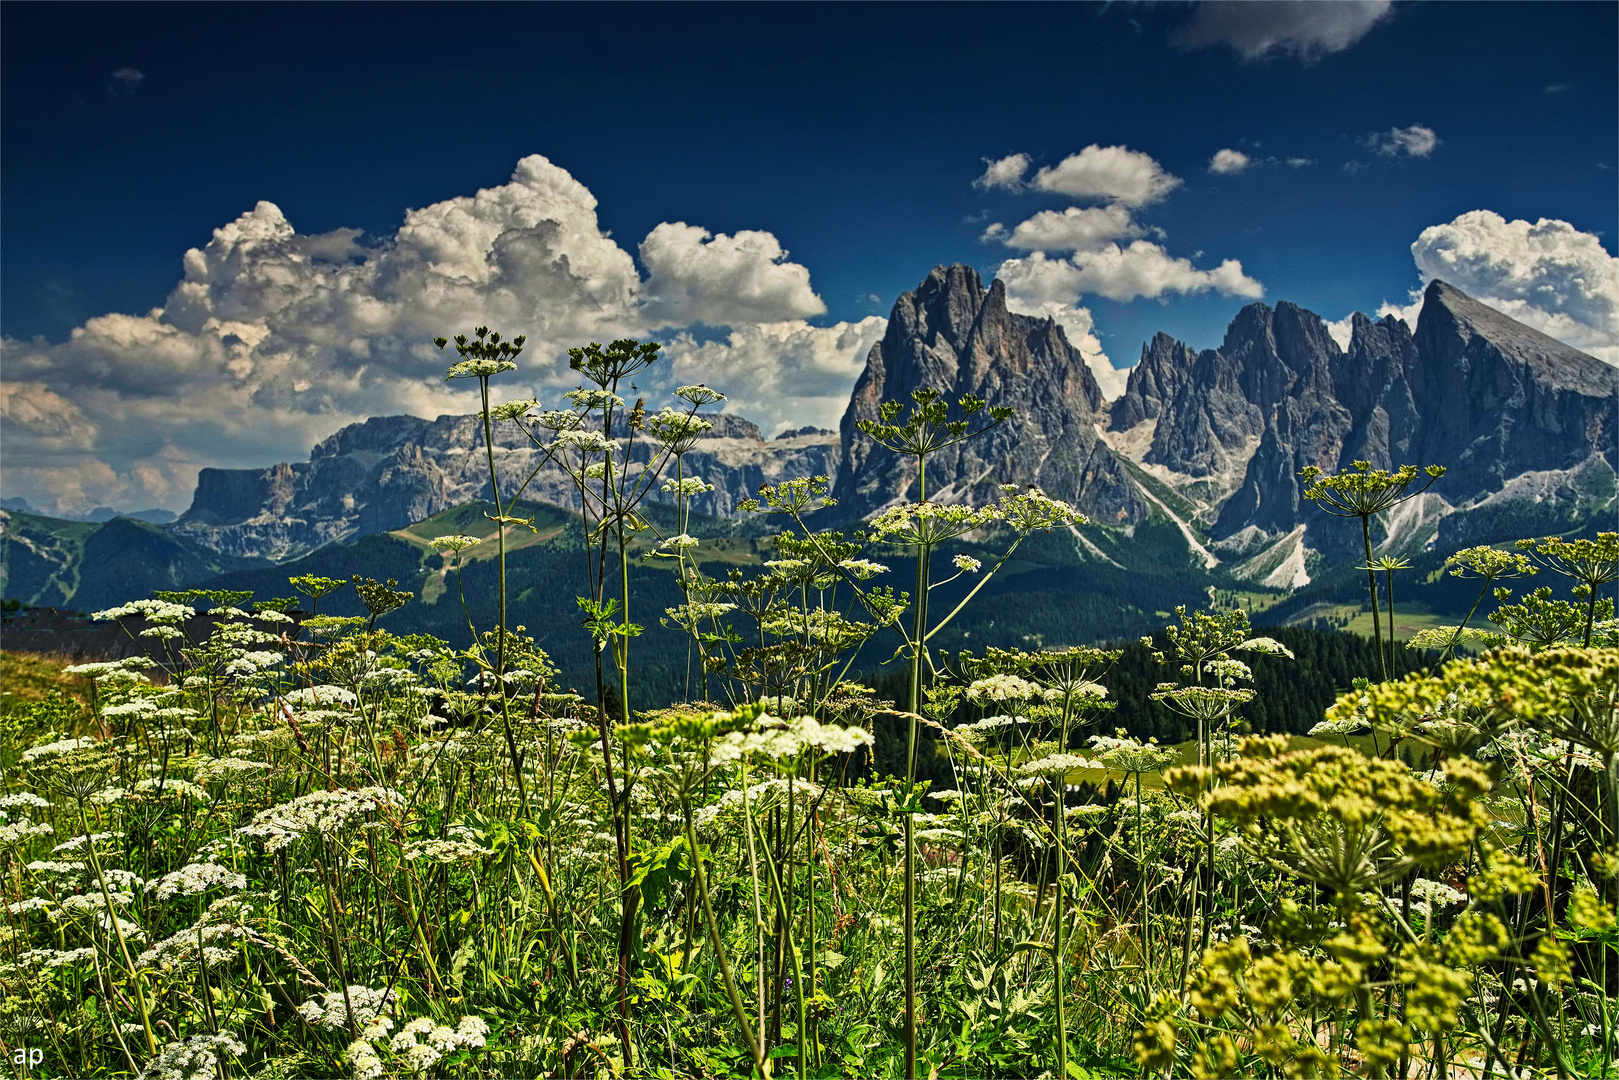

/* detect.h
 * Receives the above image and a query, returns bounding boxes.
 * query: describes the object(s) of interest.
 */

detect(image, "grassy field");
[0,649,87,712]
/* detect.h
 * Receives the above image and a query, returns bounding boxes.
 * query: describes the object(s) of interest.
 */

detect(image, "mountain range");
[2,268,1614,612]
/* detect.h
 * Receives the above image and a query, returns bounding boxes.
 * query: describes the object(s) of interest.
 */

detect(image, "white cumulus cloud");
[1323,316,1356,352]
[1057,241,1264,303]
[1208,149,1253,175]
[0,155,880,515]
[974,153,1032,192]
[1396,209,1619,364]
[639,223,827,327]
[664,318,887,434]
[1172,0,1394,62]
[1004,204,1141,252]
[1031,145,1182,207]
[1365,124,1440,158]
[996,254,1127,400]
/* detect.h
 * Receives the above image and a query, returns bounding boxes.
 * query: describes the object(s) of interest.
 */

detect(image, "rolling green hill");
[0,510,269,611]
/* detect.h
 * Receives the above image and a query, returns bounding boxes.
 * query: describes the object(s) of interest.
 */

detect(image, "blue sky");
[2,1,1616,514]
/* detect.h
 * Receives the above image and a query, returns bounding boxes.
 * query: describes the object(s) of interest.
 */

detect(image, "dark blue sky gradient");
[4,1,1615,361]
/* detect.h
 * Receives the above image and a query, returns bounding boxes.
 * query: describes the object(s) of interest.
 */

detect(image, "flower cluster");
[662,477,715,497]
[145,862,247,900]
[297,985,398,1031]
[238,787,406,853]
[140,1032,245,1080]
[384,1015,491,1074]
[965,673,1041,703]
[868,501,1002,545]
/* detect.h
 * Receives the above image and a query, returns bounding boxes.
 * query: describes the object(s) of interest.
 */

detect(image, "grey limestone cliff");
[1103,279,1616,576]
[166,270,1614,574]
[174,412,837,560]
[831,264,1146,525]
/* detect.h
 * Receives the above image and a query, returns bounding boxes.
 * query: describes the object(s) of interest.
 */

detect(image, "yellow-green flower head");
[646,407,713,454]
[429,534,482,554]
[1299,460,1445,517]
[674,384,726,406]
[1447,544,1537,581]
[563,388,624,411]
[1517,532,1619,588]
[490,399,537,422]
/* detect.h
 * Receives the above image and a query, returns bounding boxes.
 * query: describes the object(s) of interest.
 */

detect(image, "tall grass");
[0,332,1615,1080]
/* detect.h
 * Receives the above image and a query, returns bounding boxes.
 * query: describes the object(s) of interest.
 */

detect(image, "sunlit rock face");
[1103,278,1616,567]
[831,264,1146,526]
[174,411,838,561]
[168,268,1614,570]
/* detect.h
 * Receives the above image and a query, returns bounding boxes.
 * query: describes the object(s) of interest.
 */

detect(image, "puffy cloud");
[1286,157,1316,168]
[1003,204,1140,252]
[1208,149,1252,175]
[1172,0,1393,62]
[979,222,1010,244]
[996,253,1126,400]
[1323,316,1355,352]
[974,153,1032,192]
[1058,241,1264,303]
[0,382,98,454]
[1365,124,1439,158]
[1031,145,1182,207]
[0,154,873,515]
[662,318,887,433]
[1400,210,1619,363]
[639,223,826,326]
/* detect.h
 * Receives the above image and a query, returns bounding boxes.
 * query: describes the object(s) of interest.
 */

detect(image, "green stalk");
[755,799,809,1078]
[1137,768,1150,996]
[684,800,767,1076]
[76,799,156,1057]
[1362,515,1387,682]
[741,759,768,1058]
[903,549,930,1080]
[1436,579,1493,667]
[479,378,528,815]
[1053,769,1069,1079]
[1384,563,1397,677]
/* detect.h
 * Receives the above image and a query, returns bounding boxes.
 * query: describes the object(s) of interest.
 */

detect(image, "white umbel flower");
[146,862,247,900]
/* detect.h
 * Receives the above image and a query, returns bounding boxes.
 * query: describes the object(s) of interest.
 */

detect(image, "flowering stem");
[1053,767,1069,1080]
[76,797,157,1057]
[921,532,1027,644]
[1362,515,1387,683]
[685,803,766,1076]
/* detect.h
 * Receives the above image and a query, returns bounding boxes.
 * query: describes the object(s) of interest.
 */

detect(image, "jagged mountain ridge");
[832,265,1146,525]
[143,267,1618,580]
[171,413,837,561]
[1103,278,1616,580]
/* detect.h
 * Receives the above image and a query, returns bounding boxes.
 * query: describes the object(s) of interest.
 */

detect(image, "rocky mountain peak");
[1412,278,1617,503]
[173,407,837,560]
[831,264,1140,524]
[1110,332,1197,429]
[153,270,1612,579]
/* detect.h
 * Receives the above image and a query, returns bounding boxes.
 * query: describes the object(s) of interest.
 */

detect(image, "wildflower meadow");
[2,328,1617,1080]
